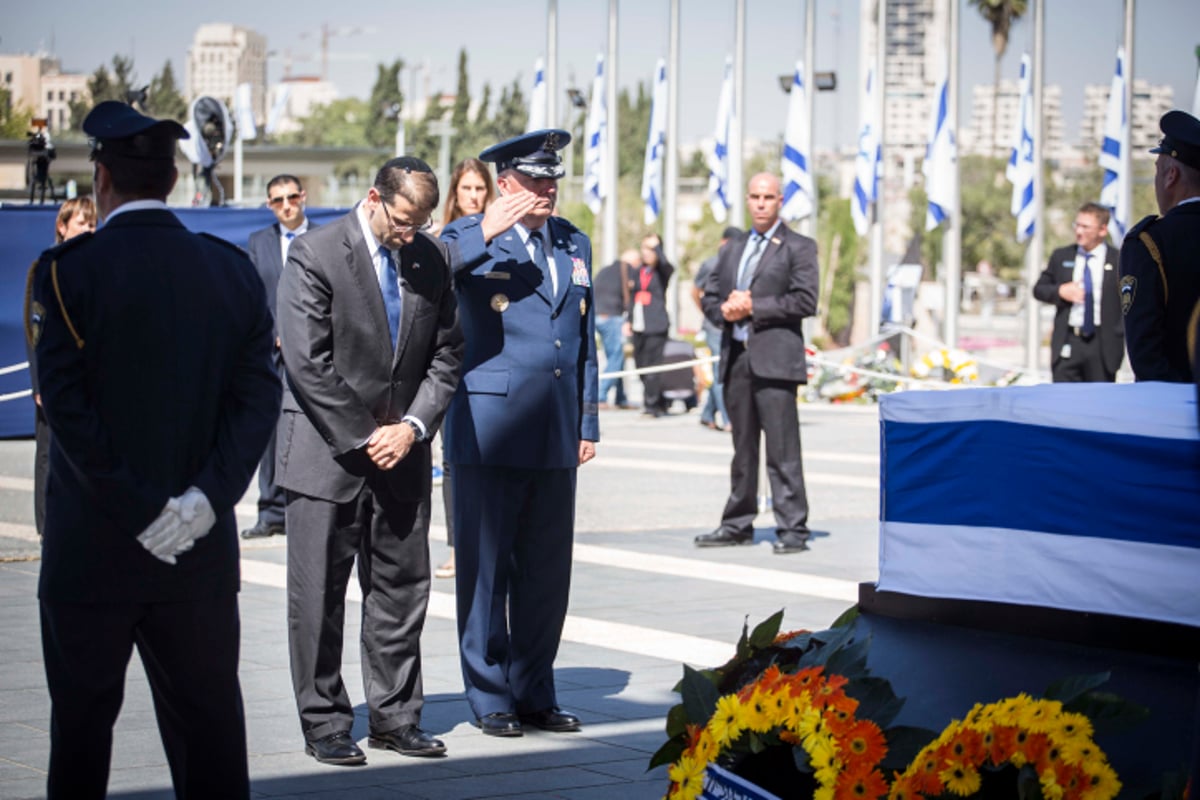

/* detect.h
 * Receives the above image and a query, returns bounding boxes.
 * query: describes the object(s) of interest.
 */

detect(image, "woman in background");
[31,197,98,535]
[433,159,496,579]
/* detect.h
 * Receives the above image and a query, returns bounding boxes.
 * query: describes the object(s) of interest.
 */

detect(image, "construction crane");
[296,24,376,81]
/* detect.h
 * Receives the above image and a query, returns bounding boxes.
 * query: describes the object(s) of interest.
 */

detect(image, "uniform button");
[554,339,562,349]
[554,368,562,377]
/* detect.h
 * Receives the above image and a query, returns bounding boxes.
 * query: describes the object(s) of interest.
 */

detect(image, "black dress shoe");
[368,725,446,757]
[694,529,753,547]
[474,712,523,737]
[304,731,366,765]
[772,535,810,555]
[521,707,581,732]
[241,522,284,539]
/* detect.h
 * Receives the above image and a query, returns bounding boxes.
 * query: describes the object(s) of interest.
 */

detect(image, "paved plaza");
[0,401,882,799]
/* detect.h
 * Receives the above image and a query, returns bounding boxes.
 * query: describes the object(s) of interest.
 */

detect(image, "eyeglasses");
[268,192,303,207]
[378,200,433,235]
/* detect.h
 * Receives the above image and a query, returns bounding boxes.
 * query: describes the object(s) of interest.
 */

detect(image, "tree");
[958,155,1026,281]
[0,86,34,140]
[616,83,652,179]
[283,98,371,148]
[365,60,404,150]
[816,183,862,344]
[144,61,187,122]
[491,79,527,143]
[968,0,1028,155]
[69,55,137,130]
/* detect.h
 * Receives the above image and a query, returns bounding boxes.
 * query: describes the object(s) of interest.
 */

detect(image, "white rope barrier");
[0,362,29,377]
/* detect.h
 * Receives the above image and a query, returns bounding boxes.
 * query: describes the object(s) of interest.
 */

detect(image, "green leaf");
[647,737,686,771]
[777,632,815,652]
[746,731,766,754]
[823,632,872,678]
[845,676,905,730]
[1066,691,1150,735]
[878,725,938,771]
[830,604,860,628]
[798,624,854,668]
[747,610,785,650]
[664,703,689,739]
[680,664,721,727]
[792,742,812,773]
[1042,671,1110,704]
[735,615,752,660]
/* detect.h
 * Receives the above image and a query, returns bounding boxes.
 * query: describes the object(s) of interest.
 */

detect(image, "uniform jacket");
[1120,202,1200,382]
[440,214,599,469]
[1032,242,1124,374]
[701,223,819,385]
[246,218,319,334]
[275,209,463,504]
[28,209,281,602]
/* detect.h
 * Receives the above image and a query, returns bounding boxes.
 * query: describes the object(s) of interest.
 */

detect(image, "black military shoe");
[521,707,582,732]
[694,529,753,547]
[368,725,446,757]
[304,731,366,765]
[474,712,523,737]
[240,522,284,539]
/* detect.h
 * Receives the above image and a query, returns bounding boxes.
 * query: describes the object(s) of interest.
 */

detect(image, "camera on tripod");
[26,118,57,205]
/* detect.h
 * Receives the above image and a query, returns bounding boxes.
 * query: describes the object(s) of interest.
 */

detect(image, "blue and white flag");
[780,60,814,222]
[706,56,734,223]
[582,55,607,215]
[1099,47,1129,246]
[234,82,257,142]
[1005,53,1035,243]
[923,57,955,231]
[641,58,667,225]
[527,57,547,133]
[851,62,881,237]
[265,84,290,137]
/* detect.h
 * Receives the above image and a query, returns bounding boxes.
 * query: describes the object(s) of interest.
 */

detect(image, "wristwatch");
[402,418,425,442]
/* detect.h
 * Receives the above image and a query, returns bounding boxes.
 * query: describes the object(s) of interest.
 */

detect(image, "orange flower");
[987,725,1018,765]
[887,774,918,800]
[1015,731,1050,768]
[773,629,808,644]
[758,664,785,693]
[911,753,944,796]
[791,666,824,693]
[842,719,888,767]
[834,763,890,800]
[944,727,985,764]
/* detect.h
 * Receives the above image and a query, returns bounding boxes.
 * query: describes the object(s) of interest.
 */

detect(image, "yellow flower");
[813,785,835,800]
[994,694,1033,726]
[939,762,982,796]
[1051,711,1094,743]
[806,732,838,768]
[744,686,774,733]
[1039,767,1065,800]
[707,694,745,748]
[693,730,718,765]
[1081,760,1122,800]
[1017,699,1063,733]
[668,755,705,800]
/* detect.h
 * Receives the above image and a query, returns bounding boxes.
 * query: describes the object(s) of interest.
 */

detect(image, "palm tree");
[968,0,1028,155]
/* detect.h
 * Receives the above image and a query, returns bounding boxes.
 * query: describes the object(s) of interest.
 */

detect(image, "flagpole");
[943,0,961,346]
[1024,0,1046,373]
[731,0,746,228]
[604,0,619,266]
[665,0,681,328]
[1122,0,1134,228]
[802,0,817,238]
[869,0,887,335]
[546,0,557,132]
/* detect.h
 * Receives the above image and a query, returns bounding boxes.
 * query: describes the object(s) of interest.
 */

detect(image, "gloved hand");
[136,487,216,564]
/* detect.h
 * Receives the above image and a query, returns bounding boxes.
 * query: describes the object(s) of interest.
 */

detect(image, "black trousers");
[719,342,810,538]
[1051,329,1116,383]
[256,354,286,526]
[33,406,49,536]
[285,485,431,740]
[40,594,248,800]
[632,331,668,410]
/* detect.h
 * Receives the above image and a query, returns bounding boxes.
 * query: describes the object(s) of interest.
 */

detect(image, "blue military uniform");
[440,130,598,731]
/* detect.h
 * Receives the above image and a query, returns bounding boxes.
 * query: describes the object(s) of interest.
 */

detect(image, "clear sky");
[5,0,1198,151]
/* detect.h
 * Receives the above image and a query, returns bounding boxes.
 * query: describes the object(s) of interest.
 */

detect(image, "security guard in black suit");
[26,101,280,799]
[1120,110,1200,382]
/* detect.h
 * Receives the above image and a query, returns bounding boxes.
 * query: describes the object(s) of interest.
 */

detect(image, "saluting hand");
[366,423,414,471]
[480,190,542,242]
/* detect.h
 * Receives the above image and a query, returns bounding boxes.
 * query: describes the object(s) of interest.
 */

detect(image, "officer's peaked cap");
[480,129,571,179]
[83,101,188,160]
[1149,110,1200,171]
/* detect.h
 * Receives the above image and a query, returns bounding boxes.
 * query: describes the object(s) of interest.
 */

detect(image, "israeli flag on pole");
[527,57,547,133]
[851,62,880,237]
[234,82,257,141]
[1099,47,1129,246]
[583,55,607,215]
[781,61,814,222]
[706,56,734,223]
[265,85,290,136]
[641,59,667,225]
[924,58,955,231]
[1005,53,1035,243]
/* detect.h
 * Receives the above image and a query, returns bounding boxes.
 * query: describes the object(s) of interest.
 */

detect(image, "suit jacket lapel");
[749,228,783,288]
[342,215,394,365]
[393,252,420,368]
[549,219,575,311]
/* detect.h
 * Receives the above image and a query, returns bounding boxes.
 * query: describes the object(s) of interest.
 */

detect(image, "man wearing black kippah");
[27,101,281,799]
[275,157,463,764]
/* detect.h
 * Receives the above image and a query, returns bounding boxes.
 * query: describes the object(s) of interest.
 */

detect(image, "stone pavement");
[0,401,881,799]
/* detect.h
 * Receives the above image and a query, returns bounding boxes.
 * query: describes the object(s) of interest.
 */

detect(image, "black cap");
[379,155,434,174]
[1149,110,1200,170]
[480,129,571,179]
[83,100,188,161]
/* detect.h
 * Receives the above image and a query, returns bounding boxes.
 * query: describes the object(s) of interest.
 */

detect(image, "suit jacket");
[701,222,818,385]
[1120,203,1200,382]
[275,208,463,504]
[1032,242,1124,374]
[246,218,319,335]
[440,214,599,469]
[29,209,281,602]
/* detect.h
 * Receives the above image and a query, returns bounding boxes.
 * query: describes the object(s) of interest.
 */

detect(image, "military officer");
[1119,109,1200,382]
[440,129,598,738]
[27,101,280,799]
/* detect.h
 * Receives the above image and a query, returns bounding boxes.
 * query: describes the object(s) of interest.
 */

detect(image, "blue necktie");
[1080,252,1095,337]
[530,230,553,293]
[380,248,401,348]
[737,234,765,291]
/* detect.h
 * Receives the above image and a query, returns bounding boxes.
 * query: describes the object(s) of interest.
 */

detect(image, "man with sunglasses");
[242,174,317,540]
[275,157,463,765]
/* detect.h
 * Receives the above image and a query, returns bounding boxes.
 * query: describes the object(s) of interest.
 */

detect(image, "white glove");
[136,487,215,564]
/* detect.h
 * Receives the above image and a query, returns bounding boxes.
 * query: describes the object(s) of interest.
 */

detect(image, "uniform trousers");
[40,593,248,800]
[632,331,668,411]
[285,485,430,740]
[452,463,575,718]
[719,341,810,538]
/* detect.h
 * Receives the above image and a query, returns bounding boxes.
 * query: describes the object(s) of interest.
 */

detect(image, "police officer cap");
[1149,110,1200,170]
[480,129,571,179]
[83,100,189,161]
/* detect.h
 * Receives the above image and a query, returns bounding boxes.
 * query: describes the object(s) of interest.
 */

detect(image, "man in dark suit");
[242,174,316,540]
[440,129,598,738]
[696,172,818,555]
[275,157,462,765]
[1032,202,1124,382]
[27,101,280,799]
[630,233,675,416]
[1121,109,1200,382]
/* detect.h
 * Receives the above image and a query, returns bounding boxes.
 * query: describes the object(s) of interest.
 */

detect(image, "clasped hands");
[366,422,415,471]
[137,487,216,565]
[721,290,753,322]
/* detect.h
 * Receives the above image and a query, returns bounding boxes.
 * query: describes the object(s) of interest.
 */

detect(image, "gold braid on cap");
[1188,298,1199,370]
